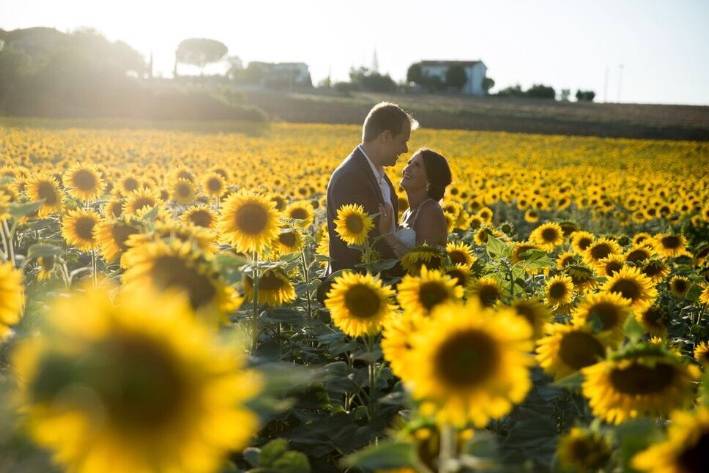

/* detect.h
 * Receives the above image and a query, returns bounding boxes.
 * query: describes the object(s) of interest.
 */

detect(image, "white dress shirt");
[358,144,395,230]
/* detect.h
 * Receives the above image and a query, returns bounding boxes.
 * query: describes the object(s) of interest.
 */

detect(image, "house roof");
[420,60,485,67]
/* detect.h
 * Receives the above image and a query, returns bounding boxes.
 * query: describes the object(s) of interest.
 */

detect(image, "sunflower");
[694,341,709,365]
[524,209,539,223]
[12,285,260,473]
[63,164,104,201]
[285,200,314,227]
[633,407,709,473]
[571,231,595,254]
[271,228,304,256]
[632,232,654,247]
[171,178,196,205]
[529,222,565,251]
[536,324,606,380]
[382,312,422,379]
[653,233,689,259]
[121,239,241,320]
[511,242,543,264]
[203,173,226,198]
[36,256,57,281]
[182,205,217,229]
[597,254,626,277]
[668,276,691,299]
[105,197,124,218]
[243,267,296,307]
[545,274,575,307]
[334,203,374,246]
[401,246,445,276]
[95,216,143,262]
[406,300,533,427]
[445,241,476,267]
[218,192,281,254]
[602,266,657,313]
[637,306,670,337]
[581,347,700,424]
[123,189,160,216]
[572,292,631,344]
[701,285,709,305]
[445,264,474,292]
[0,261,24,340]
[118,175,141,194]
[325,272,395,337]
[556,251,578,270]
[583,238,622,270]
[469,276,502,308]
[556,427,612,473]
[511,298,551,339]
[397,267,463,318]
[625,245,654,265]
[641,259,670,284]
[122,222,215,262]
[26,174,63,217]
[61,209,100,251]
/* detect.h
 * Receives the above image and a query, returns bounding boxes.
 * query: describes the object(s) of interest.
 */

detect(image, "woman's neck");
[406,188,429,210]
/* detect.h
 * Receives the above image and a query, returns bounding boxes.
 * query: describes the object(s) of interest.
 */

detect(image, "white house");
[418,60,488,96]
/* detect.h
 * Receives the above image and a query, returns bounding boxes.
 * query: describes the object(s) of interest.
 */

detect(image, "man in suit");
[326,102,418,273]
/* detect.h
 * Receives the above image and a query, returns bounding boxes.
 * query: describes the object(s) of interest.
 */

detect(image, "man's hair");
[362,102,419,142]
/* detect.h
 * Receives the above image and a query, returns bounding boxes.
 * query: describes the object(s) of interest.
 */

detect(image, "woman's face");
[400,152,428,192]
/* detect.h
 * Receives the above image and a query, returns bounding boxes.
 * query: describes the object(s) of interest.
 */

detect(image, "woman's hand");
[378,203,395,235]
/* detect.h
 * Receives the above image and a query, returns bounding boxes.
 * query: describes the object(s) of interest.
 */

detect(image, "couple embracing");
[326,102,452,273]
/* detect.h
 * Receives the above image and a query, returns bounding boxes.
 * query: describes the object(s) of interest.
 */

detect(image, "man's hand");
[378,203,395,235]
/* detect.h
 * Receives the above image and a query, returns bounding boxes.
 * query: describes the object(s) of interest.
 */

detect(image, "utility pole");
[603,66,609,102]
[372,48,379,73]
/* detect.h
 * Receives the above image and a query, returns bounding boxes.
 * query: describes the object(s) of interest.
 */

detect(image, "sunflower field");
[0,121,708,473]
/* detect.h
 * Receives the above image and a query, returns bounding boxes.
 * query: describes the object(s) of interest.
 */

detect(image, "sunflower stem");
[438,424,457,473]
[365,333,377,420]
[0,220,8,261]
[3,220,16,267]
[300,249,313,318]
[91,248,98,287]
[252,250,260,321]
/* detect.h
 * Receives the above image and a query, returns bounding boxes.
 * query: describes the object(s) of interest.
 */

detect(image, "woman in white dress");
[378,148,452,256]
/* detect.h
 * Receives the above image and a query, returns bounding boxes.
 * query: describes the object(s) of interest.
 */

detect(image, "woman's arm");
[414,203,447,247]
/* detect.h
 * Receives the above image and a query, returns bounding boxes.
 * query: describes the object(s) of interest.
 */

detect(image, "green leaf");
[27,243,64,259]
[260,439,289,466]
[623,315,645,343]
[343,441,415,470]
[614,418,662,472]
[518,249,553,271]
[486,235,511,259]
[368,258,399,274]
[551,372,583,390]
[9,200,43,218]
[272,451,311,473]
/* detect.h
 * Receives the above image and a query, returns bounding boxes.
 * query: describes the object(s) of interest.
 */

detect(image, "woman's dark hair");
[419,148,452,200]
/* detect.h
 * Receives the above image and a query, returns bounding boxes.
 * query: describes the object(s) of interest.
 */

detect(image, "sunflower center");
[672,279,688,293]
[189,210,213,228]
[642,261,665,278]
[37,181,59,205]
[278,232,297,248]
[345,214,364,233]
[559,331,604,370]
[641,307,666,328]
[72,169,98,191]
[418,282,450,312]
[447,269,468,287]
[578,237,592,250]
[541,228,559,242]
[207,177,222,192]
[514,302,541,327]
[290,208,308,220]
[150,255,216,310]
[235,203,269,235]
[588,302,621,330]
[111,223,139,252]
[176,183,192,198]
[74,216,97,241]
[549,282,569,300]
[661,236,681,249]
[626,249,649,263]
[590,244,612,260]
[478,284,500,308]
[434,329,499,388]
[95,335,186,430]
[449,250,468,266]
[130,196,156,212]
[610,278,641,301]
[122,177,139,192]
[678,431,709,473]
[609,361,676,394]
[344,283,381,319]
[258,271,287,290]
[605,260,623,276]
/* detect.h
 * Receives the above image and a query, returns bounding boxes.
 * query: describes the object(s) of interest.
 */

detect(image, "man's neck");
[360,142,383,174]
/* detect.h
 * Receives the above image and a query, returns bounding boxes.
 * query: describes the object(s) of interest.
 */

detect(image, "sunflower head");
[536,324,606,380]
[171,178,196,205]
[182,205,217,229]
[334,203,374,246]
[571,231,595,254]
[272,227,304,256]
[598,254,626,277]
[95,216,144,262]
[669,275,691,298]
[445,241,476,267]
[602,266,657,313]
[397,266,463,318]
[218,192,281,254]
[64,164,104,201]
[243,267,296,307]
[401,246,444,276]
[61,208,100,251]
[572,292,631,345]
[203,173,226,198]
[530,222,564,251]
[653,233,689,258]
[286,200,314,227]
[511,299,551,340]
[0,261,25,339]
[27,175,63,217]
[325,272,394,337]
[545,274,575,307]
[556,427,612,473]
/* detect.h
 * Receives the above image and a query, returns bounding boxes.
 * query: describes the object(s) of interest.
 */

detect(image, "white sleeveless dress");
[392,199,435,250]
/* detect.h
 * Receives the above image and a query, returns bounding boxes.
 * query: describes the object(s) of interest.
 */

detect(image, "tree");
[497,84,524,97]
[525,84,556,99]
[445,65,467,91]
[576,89,596,102]
[175,38,228,75]
[225,55,243,80]
[483,77,495,94]
[560,89,571,101]
[406,63,423,85]
[349,67,397,92]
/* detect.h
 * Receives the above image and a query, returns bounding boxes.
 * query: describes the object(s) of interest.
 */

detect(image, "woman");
[378,148,452,256]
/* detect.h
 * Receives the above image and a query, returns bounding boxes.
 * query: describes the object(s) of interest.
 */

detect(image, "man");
[326,102,418,273]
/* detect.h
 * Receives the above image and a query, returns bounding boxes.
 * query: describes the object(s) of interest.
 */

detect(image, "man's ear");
[379,129,393,143]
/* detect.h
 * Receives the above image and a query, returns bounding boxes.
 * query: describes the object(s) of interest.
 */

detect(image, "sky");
[1,0,708,105]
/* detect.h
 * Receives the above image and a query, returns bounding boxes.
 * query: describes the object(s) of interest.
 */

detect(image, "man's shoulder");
[329,147,365,184]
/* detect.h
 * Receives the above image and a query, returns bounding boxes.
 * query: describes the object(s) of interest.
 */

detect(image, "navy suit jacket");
[326,147,399,273]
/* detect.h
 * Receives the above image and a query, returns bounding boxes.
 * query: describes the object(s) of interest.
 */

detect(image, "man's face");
[380,123,410,167]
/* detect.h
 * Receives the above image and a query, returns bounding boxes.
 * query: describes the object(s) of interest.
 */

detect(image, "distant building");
[249,61,312,88]
[418,60,487,96]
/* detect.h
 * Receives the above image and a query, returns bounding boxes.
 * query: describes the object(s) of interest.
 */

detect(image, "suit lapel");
[353,147,385,205]
[383,173,398,215]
